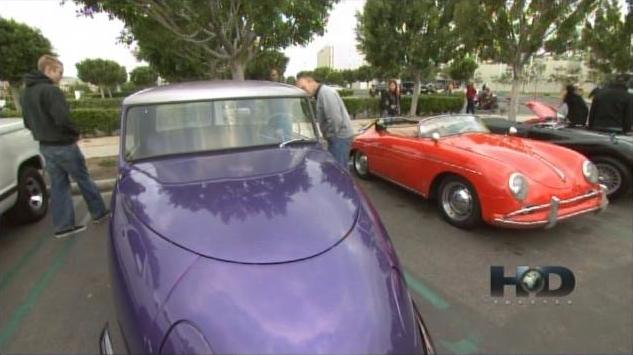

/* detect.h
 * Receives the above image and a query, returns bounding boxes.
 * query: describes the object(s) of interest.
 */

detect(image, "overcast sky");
[0,0,366,78]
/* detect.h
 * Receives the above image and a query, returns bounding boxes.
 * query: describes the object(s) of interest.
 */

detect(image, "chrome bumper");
[493,185,609,228]
[99,323,114,355]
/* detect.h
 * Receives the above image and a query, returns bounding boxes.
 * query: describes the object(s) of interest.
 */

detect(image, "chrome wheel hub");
[441,182,473,221]
[25,176,44,211]
[355,153,368,175]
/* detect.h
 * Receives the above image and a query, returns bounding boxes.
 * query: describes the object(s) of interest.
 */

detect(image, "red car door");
[388,134,443,196]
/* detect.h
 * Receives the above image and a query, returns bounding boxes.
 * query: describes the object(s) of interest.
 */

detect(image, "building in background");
[474,55,597,94]
[317,45,334,68]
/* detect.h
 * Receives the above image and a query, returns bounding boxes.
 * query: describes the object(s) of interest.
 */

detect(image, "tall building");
[317,45,334,68]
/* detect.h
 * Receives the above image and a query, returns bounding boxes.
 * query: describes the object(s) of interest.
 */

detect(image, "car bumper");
[491,185,608,229]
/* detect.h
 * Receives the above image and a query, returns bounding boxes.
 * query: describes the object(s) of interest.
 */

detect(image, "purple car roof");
[122,80,308,106]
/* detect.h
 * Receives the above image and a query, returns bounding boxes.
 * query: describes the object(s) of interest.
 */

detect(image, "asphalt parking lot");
[0,182,631,354]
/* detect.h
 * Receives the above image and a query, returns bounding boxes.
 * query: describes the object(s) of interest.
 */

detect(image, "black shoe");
[93,210,110,224]
[54,225,87,239]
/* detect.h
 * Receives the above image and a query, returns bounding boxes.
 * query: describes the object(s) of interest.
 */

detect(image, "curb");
[72,178,116,195]
[46,178,116,196]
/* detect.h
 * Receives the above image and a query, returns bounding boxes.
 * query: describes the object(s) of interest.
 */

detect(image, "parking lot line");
[0,199,82,294]
[439,336,480,354]
[0,212,90,349]
[403,269,450,310]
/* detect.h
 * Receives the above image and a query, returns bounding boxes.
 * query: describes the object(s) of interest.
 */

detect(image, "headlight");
[508,173,528,201]
[582,160,599,184]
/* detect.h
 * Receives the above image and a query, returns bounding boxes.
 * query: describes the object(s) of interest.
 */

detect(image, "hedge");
[0,110,20,118]
[342,94,464,118]
[337,89,354,97]
[70,109,121,135]
[68,98,123,110]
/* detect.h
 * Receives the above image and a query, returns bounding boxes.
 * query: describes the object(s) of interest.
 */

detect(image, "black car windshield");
[418,115,489,137]
[124,97,317,161]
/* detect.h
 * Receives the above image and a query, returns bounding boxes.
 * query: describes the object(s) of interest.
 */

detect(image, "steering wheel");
[263,112,296,140]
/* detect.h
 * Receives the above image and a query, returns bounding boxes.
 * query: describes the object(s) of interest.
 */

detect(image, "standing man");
[588,74,633,134]
[466,82,477,114]
[296,72,355,168]
[21,55,109,238]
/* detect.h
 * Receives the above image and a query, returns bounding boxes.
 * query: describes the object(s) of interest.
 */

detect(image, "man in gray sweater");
[296,73,354,168]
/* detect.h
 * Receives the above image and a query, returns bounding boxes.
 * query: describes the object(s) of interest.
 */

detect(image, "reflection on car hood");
[444,133,583,189]
[118,147,360,264]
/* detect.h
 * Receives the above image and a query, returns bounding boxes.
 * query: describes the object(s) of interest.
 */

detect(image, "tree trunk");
[9,85,22,114]
[107,88,112,98]
[410,71,422,116]
[230,60,245,81]
[99,87,105,99]
[509,65,521,122]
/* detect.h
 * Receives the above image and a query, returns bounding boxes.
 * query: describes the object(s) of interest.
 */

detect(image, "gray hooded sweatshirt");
[315,84,354,140]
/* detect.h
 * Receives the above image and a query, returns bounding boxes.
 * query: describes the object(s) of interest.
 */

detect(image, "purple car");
[101,81,434,354]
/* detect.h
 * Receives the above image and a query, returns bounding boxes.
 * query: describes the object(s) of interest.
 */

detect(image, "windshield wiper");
[279,138,315,148]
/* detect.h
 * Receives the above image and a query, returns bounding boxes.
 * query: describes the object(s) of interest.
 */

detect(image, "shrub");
[70,108,120,135]
[341,94,463,118]
[68,98,123,110]
[337,89,354,97]
[0,109,20,118]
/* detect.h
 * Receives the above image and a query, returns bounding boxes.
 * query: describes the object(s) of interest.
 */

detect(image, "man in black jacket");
[588,74,633,134]
[22,55,108,238]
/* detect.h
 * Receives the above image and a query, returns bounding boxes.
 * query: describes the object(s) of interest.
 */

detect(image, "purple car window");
[124,97,317,161]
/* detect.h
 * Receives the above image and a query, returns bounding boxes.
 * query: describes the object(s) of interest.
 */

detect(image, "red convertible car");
[351,115,608,229]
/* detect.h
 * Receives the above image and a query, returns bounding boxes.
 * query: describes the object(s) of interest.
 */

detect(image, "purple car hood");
[119,147,360,264]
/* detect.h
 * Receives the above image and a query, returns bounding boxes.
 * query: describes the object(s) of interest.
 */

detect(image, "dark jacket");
[21,71,79,145]
[563,92,589,126]
[588,84,633,133]
[380,91,400,116]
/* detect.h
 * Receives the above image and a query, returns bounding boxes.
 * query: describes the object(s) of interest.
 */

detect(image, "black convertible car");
[482,101,633,198]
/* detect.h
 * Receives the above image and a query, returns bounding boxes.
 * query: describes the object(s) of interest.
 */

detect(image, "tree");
[245,50,289,80]
[448,57,478,83]
[0,18,53,113]
[130,66,158,88]
[525,59,547,96]
[76,59,126,98]
[454,0,596,121]
[582,0,633,76]
[75,0,337,80]
[357,0,457,115]
[355,65,376,83]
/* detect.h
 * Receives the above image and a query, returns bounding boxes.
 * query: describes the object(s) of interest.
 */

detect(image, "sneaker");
[54,225,87,239]
[93,210,111,224]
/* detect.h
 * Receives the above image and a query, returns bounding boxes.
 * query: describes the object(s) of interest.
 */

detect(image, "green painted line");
[0,235,48,293]
[439,336,480,354]
[0,236,78,349]
[403,270,450,310]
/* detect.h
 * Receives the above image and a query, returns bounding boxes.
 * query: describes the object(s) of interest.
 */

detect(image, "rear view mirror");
[508,126,518,136]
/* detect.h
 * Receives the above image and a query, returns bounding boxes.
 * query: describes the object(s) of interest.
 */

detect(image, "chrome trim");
[545,196,560,229]
[505,189,601,218]
[493,188,606,228]
[493,205,603,227]
[99,323,114,355]
[598,184,609,213]
[372,172,422,196]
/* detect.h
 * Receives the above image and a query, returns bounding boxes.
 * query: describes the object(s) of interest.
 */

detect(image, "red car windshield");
[418,115,489,137]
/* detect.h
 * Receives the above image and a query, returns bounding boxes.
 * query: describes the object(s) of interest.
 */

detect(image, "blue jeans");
[40,144,107,232]
[327,137,352,169]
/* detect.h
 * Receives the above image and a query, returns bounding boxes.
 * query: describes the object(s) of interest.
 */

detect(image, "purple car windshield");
[124,97,317,161]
